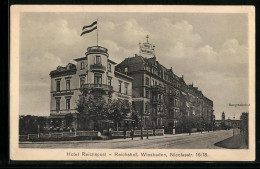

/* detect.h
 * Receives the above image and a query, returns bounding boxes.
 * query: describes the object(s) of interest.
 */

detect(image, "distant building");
[222,111,225,122]
[215,112,241,129]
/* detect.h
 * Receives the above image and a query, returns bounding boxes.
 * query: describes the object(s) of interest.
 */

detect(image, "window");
[125,67,128,73]
[96,55,101,64]
[173,110,176,118]
[56,81,60,91]
[145,103,149,112]
[66,99,70,110]
[146,77,149,86]
[152,94,156,102]
[152,80,154,86]
[119,81,122,93]
[81,62,85,70]
[145,89,149,98]
[174,99,178,106]
[155,81,157,86]
[66,80,70,90]
[108,63,111,72]
[125,83,128,95]
[80,77,85,88]
[169,98,173,104]
[56,99,60,111]
[94,74,102,85]
[108,78,112,86]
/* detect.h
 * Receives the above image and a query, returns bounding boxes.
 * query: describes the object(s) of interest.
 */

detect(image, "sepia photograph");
[10,5,255,161]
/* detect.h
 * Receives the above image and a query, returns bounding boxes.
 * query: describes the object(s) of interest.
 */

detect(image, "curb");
[20,130,220,144]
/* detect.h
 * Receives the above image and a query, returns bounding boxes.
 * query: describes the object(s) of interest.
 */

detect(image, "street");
[20,129,238,149]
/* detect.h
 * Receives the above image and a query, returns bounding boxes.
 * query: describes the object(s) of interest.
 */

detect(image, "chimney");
[182,75,184,79]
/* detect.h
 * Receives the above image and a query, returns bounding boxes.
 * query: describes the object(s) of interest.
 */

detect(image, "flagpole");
[97,17,99,46]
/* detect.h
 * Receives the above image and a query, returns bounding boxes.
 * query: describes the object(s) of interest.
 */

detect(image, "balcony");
[150,85,165,93]
[82,83,113,92]
[166,93,179,97]
[85,46,109,57]
[150,99,163,104]
[52,90,74,97]
[90,64,106,72]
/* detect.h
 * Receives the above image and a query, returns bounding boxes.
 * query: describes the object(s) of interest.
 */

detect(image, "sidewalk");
[214,133,248,149]
[20,130,217,144]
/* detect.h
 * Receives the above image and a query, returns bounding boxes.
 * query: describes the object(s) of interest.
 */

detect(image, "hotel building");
[49,46,133,129]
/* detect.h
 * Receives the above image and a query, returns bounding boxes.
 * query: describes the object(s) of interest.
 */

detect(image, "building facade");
[116,38,214,133]
[49,46,133,130]
[49,37,214,133]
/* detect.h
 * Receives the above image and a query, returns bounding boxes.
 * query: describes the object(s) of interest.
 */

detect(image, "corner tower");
[222,112,225,122]
[85,46,109,85]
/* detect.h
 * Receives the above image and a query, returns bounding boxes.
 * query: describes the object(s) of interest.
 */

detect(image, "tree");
[106,99,131,131]
[240,112,248,132]
[240,112,248,147]
[64,113,74,128]
[131,110,139,128]
[36,116,47,133]
[19,115,45,134]
[175,113,188,133]
[186,114,199,134]
[76,94,108,131]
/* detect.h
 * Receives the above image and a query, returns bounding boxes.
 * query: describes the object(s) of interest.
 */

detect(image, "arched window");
[81,62,84,70]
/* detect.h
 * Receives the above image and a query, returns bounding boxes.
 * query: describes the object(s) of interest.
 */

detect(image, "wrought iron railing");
[90,64,106,71]
[82,83,113,91]
[87,46,108,53]
[150,85,165,93]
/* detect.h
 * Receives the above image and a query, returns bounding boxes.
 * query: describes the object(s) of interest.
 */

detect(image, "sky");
[19,12,249,119]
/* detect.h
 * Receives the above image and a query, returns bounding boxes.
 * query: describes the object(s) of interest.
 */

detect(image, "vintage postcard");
[10,5,255,161]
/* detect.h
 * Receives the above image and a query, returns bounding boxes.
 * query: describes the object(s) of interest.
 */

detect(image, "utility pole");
[233,116,235,136]
[140,117,143,140]
[146,117,149,139]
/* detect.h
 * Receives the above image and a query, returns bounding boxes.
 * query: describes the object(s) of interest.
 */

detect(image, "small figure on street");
[108,128,112,140]
[130,128,134,140]
[123,129,126,139]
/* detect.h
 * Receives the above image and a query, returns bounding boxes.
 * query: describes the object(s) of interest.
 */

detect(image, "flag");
[81,21,97,36]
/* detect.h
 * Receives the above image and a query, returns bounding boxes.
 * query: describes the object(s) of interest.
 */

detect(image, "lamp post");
[140,118,143,140]
[146,116,149,139]
[233,116,235,136]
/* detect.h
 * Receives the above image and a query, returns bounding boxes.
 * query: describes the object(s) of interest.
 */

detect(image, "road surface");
[20,129,238,149]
